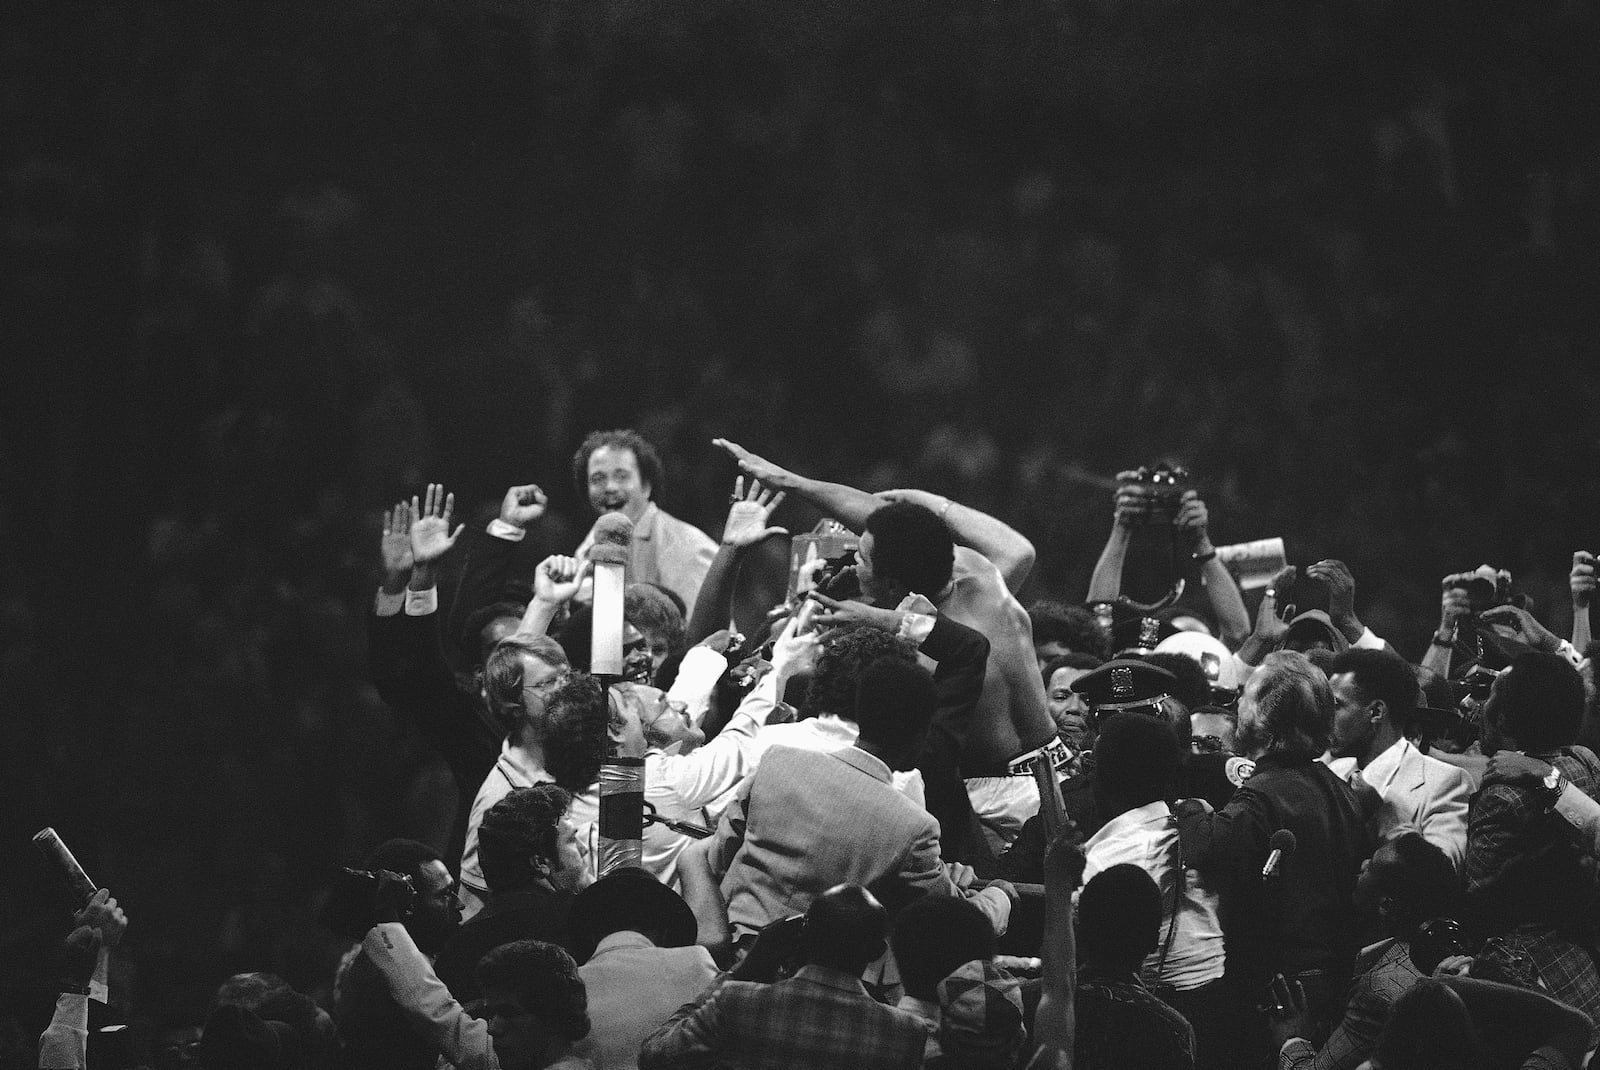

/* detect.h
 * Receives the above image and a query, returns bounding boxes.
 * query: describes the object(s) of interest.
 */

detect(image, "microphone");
[589,512,634,676]
[1262,829,1296,880]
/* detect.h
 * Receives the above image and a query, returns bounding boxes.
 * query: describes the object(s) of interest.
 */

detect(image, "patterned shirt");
[1279,939,1422,1070]
[639,965,930,1070]
[1074,966,1195,1070]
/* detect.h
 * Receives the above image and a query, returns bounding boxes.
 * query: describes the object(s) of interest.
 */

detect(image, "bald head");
[804,884,888,975]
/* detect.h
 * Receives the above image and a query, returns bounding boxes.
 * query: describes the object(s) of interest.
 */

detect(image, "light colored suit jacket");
[578,932,719,1070]
[711,745,957,934]
[1358,738,1473,868]
[577,503,717,617]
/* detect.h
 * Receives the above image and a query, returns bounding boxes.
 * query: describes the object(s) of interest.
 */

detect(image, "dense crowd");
[8,1,1600,1068]
[23,425,1600,1070]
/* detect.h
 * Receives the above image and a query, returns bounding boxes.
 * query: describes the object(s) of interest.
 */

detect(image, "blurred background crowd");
[4,0,1600,1046]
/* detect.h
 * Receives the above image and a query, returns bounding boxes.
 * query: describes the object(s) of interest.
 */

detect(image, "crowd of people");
[26,425,1600,1070]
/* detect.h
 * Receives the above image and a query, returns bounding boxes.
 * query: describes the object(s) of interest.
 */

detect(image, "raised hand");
[1112,469,1152,528]
[1042,821,1088,892]
[533,554,587,605]
[722,476,788,548]
[1172,489,1210,547]
[1479,604,1561,654]
[1307,559,1360,638]
[1573,552,1596,609]
[712,438,800,493]
[500,483,548,529]
[74,888,128,949]
[1253,566,1298,646]
[1439,578,1472,634]
[409,483,465,565]
[380,502,413,581]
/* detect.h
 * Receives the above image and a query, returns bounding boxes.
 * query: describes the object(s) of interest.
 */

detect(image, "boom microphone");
[1262,829,1296,880]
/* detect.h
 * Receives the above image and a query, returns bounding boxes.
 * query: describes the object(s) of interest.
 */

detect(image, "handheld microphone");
[589,513,634,676]
[1262,829,1297,880]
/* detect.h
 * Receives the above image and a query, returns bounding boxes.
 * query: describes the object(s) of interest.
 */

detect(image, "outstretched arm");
[1174,491,1250,647]
[713,438,880,530]
[877,488,1036,593]
[1086,471,1144,603]
[1032,827,1084,1067]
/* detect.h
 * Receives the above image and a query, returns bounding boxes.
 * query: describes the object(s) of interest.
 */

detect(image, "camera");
[320,867,415,940]
[811,551,862,601]
[1126,462,1190,524]
[1410,917,1472,976]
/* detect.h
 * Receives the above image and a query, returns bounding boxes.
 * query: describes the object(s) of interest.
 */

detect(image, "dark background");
[4,0,1600,1041]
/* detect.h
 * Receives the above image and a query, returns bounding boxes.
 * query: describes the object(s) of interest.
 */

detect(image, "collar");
[833,746,893,784]
[590,930,657,957]
[896,995,940,1025]
[793,964,870,995]
[1361,736,1416,790]
[1085,800,1171,852]
[804,715,858,745]
[632,502,660,541]
[498,740,553,788]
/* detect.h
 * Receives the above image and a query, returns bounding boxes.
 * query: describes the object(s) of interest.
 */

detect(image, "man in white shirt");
[1324,648,1471,868]
[1081,711,1230,1070]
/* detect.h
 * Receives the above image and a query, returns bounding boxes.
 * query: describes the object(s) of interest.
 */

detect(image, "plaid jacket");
[638,966,929,1070]
[1465,747,1600,936]
[1279,939,1422,1070]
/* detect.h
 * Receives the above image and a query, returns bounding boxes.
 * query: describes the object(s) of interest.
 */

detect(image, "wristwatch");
[1540,766,1566,808]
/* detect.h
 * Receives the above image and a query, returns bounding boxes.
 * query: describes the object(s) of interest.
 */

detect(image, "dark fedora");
[567,866,697,963]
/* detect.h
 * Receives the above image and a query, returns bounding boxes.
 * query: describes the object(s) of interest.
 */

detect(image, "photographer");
[329,840,479,1070]
[1086,467,1250,650]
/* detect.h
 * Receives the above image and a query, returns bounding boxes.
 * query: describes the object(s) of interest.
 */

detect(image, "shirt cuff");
[1557,639,1583,667]
[374,589,407,617]
[486,518,526,542]
[896,612,937,648]
[1278,1036,1315,1067]
[1353,627,1387,650]
[667,646,730,724]
[405,587,438,616]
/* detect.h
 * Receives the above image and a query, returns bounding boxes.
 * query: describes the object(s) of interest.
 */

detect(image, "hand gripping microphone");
[1262,829,1296,880]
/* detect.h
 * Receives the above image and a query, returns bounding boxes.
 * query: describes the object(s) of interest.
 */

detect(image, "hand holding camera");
[1572,551,1596,609]
[1478,604,1561,655]
[1112,464,1191,528]
[321,868,417,941]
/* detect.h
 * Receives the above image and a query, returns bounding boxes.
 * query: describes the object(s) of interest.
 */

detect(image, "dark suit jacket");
[915,614,993,868]
[1177,752,1372,986]
[367,526,519,859]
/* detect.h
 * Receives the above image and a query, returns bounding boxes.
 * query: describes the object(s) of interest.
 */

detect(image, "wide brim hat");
[567,866,697,963]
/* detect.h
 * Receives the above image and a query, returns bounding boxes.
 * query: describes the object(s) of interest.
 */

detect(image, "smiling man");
[571,430,717,617]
